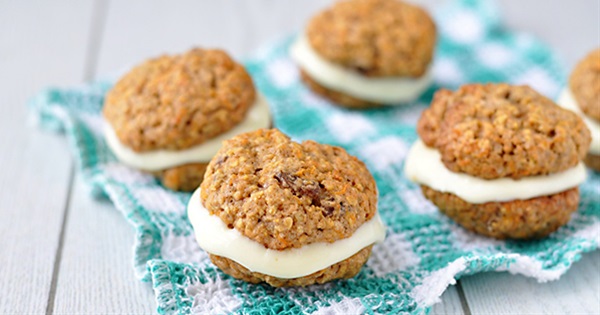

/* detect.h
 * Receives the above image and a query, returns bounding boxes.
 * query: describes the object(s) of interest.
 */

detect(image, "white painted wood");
[0,0,94,313]
[1,0,595,313]
[461,250,600,314]
[52,176,156,314]
[95,0,330,76]
[496,0,600,70]
[431,285,465,315]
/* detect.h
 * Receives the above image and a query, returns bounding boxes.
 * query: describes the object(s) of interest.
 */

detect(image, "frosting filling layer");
[187,186,387,279]
[557,88,600,155]
[290,34,432,104]
[104,94,271,171]
[404,139,586,204]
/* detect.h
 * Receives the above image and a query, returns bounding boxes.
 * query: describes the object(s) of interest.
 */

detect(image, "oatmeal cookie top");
[417,83,590,179]
[200,129,378,250]
[103,48,255,152]
[306,0,436,77]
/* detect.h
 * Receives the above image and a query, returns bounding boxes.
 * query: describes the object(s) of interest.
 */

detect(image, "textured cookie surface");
[585,154,600,172]
[299,70,381,108]
[153,163,209,192]
[417,83,591,179]
[200,128,378,250]
[570,48,600,121]
[209,245,372,287]
[422,186,579,239]
[103,48,255,152]
[307,0,436,77]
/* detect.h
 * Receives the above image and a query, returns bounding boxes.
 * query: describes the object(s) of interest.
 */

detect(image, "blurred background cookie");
[291,0,436,108]
[188,128,386,286]
[103,48,271,191]
[406,83,590,239]
[557,48,600,171]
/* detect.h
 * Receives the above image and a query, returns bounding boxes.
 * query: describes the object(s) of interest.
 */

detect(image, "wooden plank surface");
[1,0,598,314]
[48,1,156,313]
[498,0,600,70]
[431,285,465,315]
[52,176,156,314]
[0,1,94,313]
[95,0,330,75]
[461,250,600,314]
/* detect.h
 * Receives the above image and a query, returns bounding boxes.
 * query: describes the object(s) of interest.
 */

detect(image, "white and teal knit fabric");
[30,0,599,314]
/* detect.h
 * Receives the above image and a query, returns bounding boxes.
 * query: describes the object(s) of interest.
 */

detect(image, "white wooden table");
[1,1,598,314]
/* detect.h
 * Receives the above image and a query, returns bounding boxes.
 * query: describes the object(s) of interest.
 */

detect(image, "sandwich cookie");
[103,48,271,191]
[406,84,591,239]
[188,129,386,286]
[291,0,436,108]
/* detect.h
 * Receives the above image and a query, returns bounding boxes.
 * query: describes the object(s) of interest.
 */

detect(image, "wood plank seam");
[456,281,472,315]
[83,0,110,81]
[45,1,110,314]
[44,166,75,315]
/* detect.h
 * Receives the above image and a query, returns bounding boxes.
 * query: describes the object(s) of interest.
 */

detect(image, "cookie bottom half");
[209,245,373,287]
[153,162,209,192]
[421,185,580,239]
[299,70,381,109]
[584,153,600,172]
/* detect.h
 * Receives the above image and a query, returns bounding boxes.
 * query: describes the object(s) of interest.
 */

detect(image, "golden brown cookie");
[407,83,590,239]
[209,245,372,287]
[102,48,265,191]
[152,119,273,191]
[421,186,579,239]
[417,83,591,180]
[299,70,381,109]
[153,163,209,192]
[103,48,255,152]
[295,0,436,108]
[201,128,378,250]
[570,48,600,122]
[307,0,436,78]
[197,128,380,286]
[584,154,600,172]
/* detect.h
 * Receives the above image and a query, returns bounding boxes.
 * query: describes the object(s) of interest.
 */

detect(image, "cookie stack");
[405,83,591,239]
[291,0,436,108]
[187,129,385,286]
[103,48,271,191]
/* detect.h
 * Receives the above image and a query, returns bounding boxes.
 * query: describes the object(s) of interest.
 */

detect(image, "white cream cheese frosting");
[104,94,271,171]
[557,88,600,155]
[187,186,387,279]
[290,34,432,105]
[404,139,587,204]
